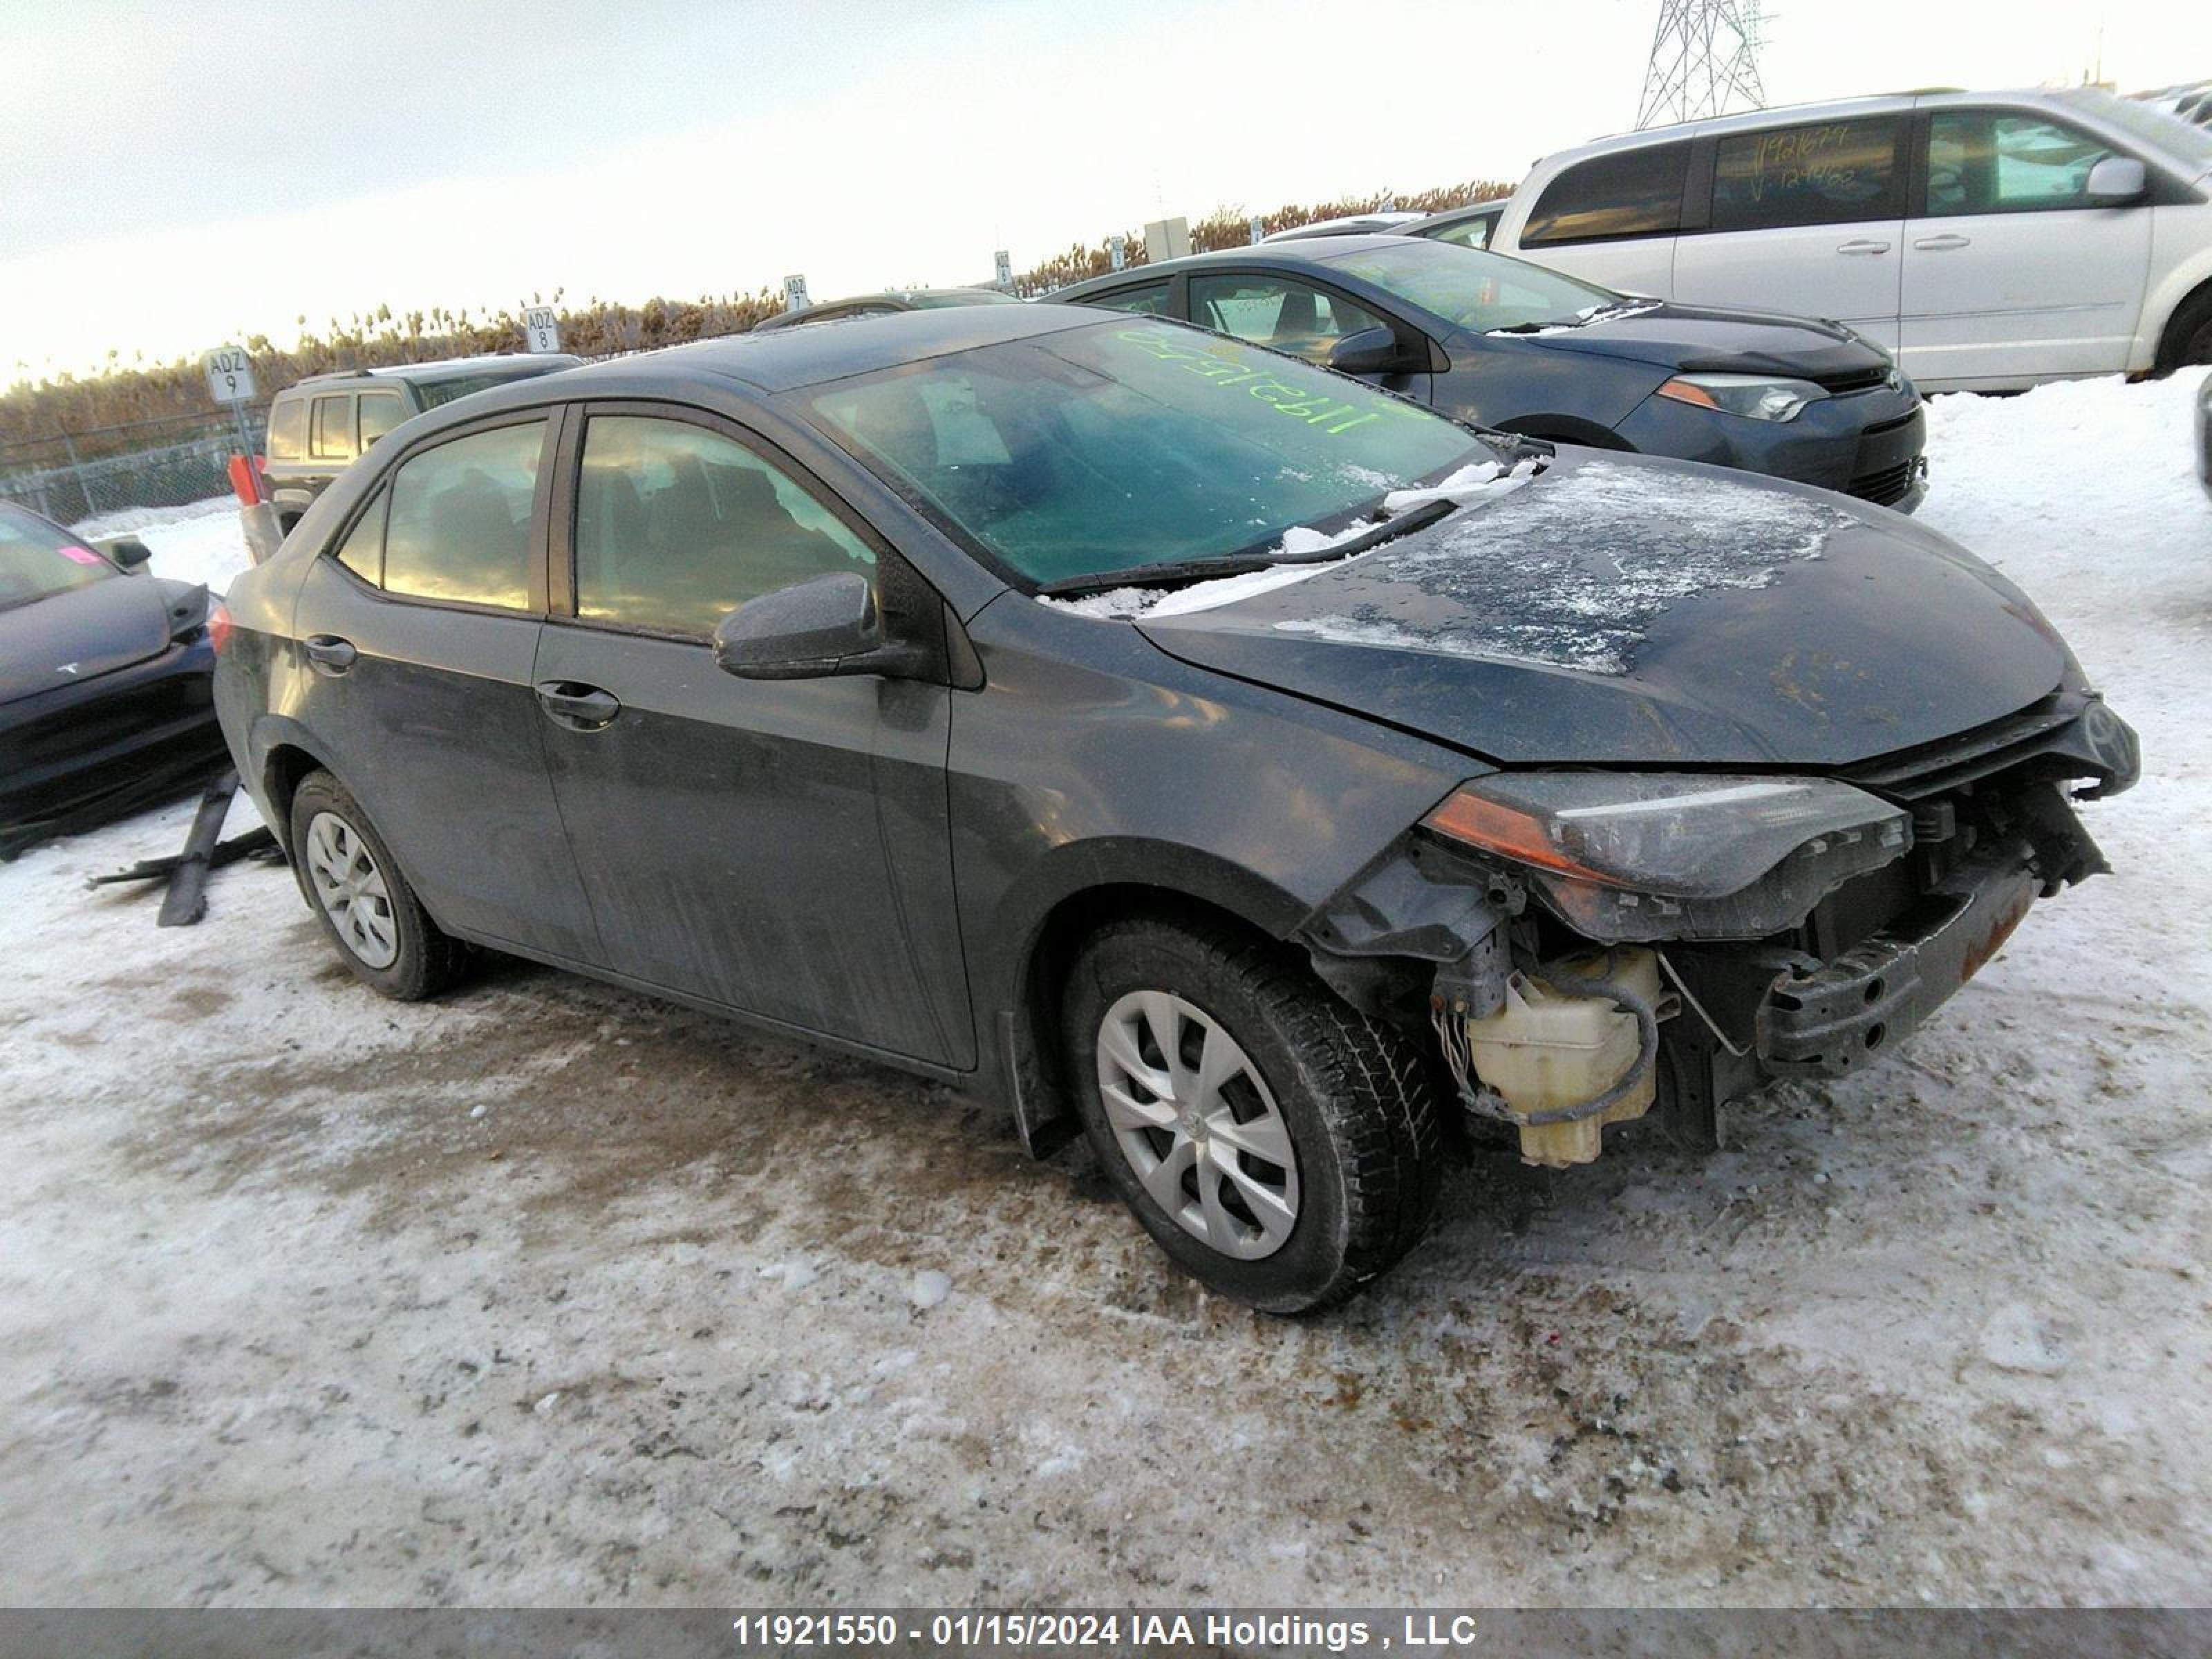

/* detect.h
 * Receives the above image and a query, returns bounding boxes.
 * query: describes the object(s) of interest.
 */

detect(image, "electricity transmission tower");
[1635,0,1767,130]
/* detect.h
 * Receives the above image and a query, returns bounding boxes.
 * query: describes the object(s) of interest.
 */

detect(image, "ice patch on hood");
[1039,458,1541,621]
[1266,459,1857,676]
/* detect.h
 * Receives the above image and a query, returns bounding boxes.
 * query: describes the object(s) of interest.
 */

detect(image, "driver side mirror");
[2084,156,2147,206]
[104,535,153,572]
[711,570,932,682]
[1327,326,1423,377]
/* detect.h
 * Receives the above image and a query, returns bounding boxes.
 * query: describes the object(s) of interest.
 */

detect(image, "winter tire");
[1065,912,1442,1313]
[290,769,466,1001]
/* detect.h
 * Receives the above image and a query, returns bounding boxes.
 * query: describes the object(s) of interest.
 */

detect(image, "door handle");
[303,634,356,675]
[1835,238,1892,255]
[1913,234,1972,251]
[534,680,621,731]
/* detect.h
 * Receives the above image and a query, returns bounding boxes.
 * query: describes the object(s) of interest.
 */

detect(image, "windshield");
[807,319,1489,586]
[2058,87,2212,168]
[1320,240,1625,333]
[0,504,114,612]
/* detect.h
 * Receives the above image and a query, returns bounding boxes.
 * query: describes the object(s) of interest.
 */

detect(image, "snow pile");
[1042,456,1541,621]
[78,493,253,594]
[1271,457,1855,675]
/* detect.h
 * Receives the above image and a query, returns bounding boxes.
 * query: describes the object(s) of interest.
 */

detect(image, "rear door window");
[357,392,407,449]
[1187,274,1389,364]
[1522,142,1691,245]
[1922,111,2119,216]
[1426,212,1499,250]
[572,415,875,637]
[310,395,355,462]
[1087,281,1171,315]
[381,421,546,610]
[331,491,387,585]
[1709,117,1904,229]
[267,397,308,462]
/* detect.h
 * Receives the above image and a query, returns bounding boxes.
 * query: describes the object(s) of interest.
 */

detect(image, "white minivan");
[1481,88,2212,391]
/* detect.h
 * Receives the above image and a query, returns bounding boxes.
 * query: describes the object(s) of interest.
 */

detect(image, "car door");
[1183,270,1434,404]
[288,411,601,960]
[263,395,312,516]
[1900,106,2153,385]
[1671,115,1908,350]
[530,402,973,1067]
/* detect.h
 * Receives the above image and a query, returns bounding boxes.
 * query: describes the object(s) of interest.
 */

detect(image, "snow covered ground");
[79,493,256,594]
[0,375,2206,1607]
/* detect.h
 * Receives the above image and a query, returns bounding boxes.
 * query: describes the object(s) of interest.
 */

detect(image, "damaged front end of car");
[1302,691,2141,1167]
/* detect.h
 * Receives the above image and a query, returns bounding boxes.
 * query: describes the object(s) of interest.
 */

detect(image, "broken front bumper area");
[1716,834,2042,1080]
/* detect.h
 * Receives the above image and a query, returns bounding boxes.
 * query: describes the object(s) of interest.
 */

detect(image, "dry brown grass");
[3,178,1512,451]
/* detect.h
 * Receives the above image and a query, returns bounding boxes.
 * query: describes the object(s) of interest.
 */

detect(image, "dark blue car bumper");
[1615,386,1929,513]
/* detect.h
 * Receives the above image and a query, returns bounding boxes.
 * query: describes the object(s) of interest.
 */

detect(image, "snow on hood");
[1040,457,1543,621]
[1485,299,1660,338]
[1264,459,1857,676]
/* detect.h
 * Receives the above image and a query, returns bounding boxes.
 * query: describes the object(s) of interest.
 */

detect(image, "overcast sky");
[2,0,2204,379]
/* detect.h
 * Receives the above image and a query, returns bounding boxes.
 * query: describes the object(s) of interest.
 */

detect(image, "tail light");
[207,599,234,655]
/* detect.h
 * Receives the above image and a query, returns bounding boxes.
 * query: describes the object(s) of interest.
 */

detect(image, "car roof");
[423,302,1108,409]
[289,353,581,391]
[754,287,1020,332]
[1534,85,2186,171]
[1049,234,1450,301]
[1262,212,1425,242]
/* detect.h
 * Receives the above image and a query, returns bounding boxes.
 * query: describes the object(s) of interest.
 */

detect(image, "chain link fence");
[0,407,268,529]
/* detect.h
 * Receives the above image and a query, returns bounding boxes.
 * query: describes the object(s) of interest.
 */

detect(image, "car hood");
[0,577,172,707]
[1494,299,1891,383]
[1134,452,2070,767]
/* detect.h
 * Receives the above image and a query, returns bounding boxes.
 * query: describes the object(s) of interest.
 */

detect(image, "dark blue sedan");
[0,502,230,856]
[1053,236,1928,511]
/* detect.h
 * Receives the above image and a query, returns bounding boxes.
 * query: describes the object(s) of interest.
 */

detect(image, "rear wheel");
[289,770,465,1000]
[1065,915,1442,1313]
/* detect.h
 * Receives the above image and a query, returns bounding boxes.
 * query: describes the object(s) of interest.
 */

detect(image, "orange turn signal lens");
[1421,788,1609,883]
[1656,377,1720,410]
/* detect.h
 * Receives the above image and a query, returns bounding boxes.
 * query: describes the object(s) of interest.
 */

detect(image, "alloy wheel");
[1094,989,1300,1259]
[303,810,400,969]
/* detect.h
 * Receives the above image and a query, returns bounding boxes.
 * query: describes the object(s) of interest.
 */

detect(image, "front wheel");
[2155,288,2212,376]
[1065,915,1443,1313]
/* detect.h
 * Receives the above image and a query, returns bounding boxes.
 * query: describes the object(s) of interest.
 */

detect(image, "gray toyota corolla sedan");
[215,305,2136,1311]
[1054,236,1930,511]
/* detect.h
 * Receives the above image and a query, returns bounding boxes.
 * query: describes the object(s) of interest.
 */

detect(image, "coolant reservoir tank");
[1461,947,1662,1168]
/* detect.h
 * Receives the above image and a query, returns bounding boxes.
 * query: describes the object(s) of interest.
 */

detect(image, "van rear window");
[1523,144,1691,245]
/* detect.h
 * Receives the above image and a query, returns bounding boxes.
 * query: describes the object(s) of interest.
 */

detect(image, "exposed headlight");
[1421,772,1910,941]
[1656,373,1828,423]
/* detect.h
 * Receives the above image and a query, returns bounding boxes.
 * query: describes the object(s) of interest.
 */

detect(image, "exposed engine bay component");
[1437,946,1677,1168]
[1303,836,1514,1022]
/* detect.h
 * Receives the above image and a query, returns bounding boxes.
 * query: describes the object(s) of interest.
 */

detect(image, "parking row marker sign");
[523,306,562,353]
[203,346,256,405]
